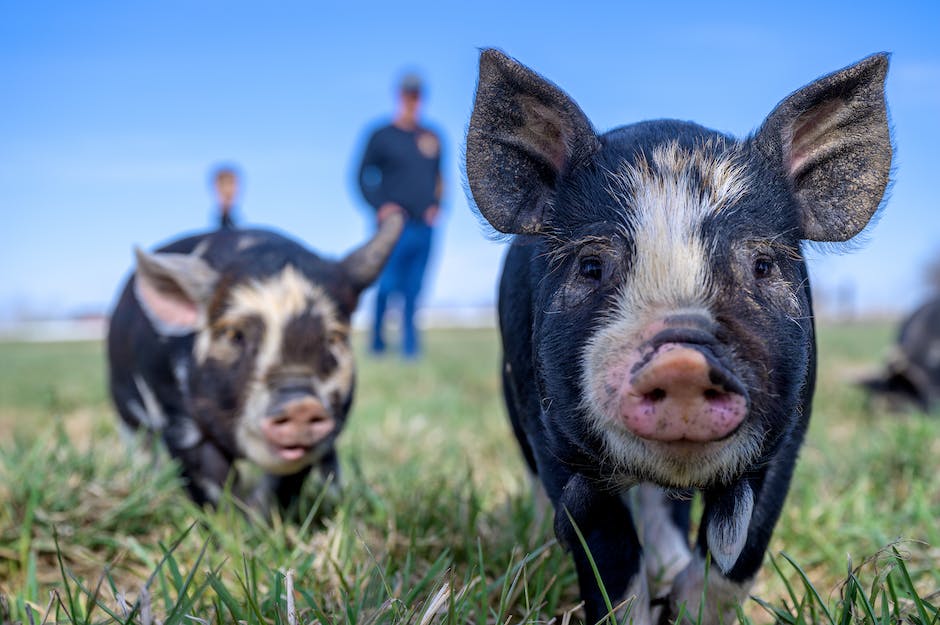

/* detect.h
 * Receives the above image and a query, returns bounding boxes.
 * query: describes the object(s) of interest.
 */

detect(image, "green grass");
[0,323,938,624]
[0,340,109,440]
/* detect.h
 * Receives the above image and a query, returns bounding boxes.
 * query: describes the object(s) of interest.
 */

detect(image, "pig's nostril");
[644,388,667,402]
[271,416,291,426]
[703,388,721,401]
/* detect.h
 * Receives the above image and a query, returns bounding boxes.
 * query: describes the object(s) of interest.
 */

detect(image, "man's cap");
[399,72,424,94]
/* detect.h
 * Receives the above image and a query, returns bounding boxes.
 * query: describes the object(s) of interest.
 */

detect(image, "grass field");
[0,323,938,624]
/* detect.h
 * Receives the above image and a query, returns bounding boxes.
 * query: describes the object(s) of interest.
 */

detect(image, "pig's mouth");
[270,442,313,462]
[261,409,335,463]
[237,394,336,474]
[263,414,334,463]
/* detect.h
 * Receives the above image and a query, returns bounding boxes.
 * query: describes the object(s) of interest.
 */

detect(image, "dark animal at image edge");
[862,296,940,413]
[107,215,403,512]
[466,49,891,624]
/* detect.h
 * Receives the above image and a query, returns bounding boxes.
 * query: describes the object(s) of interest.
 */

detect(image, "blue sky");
[2,1,938,321]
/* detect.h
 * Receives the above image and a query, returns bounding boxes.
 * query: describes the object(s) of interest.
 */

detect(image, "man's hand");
[378,202,403,222]
[424,204,440,226]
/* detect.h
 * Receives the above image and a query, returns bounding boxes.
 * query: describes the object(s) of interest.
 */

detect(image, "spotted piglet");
[107,216,403,513]
[466,49,891,623]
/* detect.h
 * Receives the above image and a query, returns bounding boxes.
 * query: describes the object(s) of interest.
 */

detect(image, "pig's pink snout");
[619,346,748,443]
[262,397,334,461]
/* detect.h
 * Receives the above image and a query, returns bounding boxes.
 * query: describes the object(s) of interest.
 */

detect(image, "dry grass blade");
[284,569,297,625]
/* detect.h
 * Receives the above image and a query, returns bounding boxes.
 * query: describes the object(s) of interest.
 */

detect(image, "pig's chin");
[597,417,761,489]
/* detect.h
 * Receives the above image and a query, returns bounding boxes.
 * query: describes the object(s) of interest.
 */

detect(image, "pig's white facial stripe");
[605,140,749,320]
[195,265,338,367]
[227,265,333,386]
[207,265,350,472]
[585,142,748,419]
[579,141,755,486]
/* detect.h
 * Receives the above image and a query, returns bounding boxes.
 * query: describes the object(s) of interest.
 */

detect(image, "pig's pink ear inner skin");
[466,48,600,236]
[753,53,891,243]
[133,247,218,336]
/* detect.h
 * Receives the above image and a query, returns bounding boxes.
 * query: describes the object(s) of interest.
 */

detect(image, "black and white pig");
[862,296,940,413]
[466,50,891,624]
[107,215,403,512]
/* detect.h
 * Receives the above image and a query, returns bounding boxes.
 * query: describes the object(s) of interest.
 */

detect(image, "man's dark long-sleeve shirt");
[358,123,442,222]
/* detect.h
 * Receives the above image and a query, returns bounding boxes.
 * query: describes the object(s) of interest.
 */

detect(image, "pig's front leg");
[665,412,809,623]
[168,437,234,507]
[555,473,652,625]
[662,479,757,624]
[662,476,779,622]
[632,483,693,623]
[664,552,751,625]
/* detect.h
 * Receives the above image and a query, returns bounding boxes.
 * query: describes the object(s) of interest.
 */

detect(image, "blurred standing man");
[357,73,443,359]
[212,165,241,229]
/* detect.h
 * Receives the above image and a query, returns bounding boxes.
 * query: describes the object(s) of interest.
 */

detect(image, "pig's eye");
[223,327,245,345]
[753,256,775,280]
[328,330,347,347]
[579,256,603,281]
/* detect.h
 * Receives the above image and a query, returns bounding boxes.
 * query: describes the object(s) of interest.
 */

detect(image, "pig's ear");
[340,212,404,293]
[133,247,219,336]
[466,48,600,235]
[754,53,892,242]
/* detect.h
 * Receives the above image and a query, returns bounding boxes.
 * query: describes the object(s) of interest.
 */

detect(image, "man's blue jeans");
[372,220,432,357]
